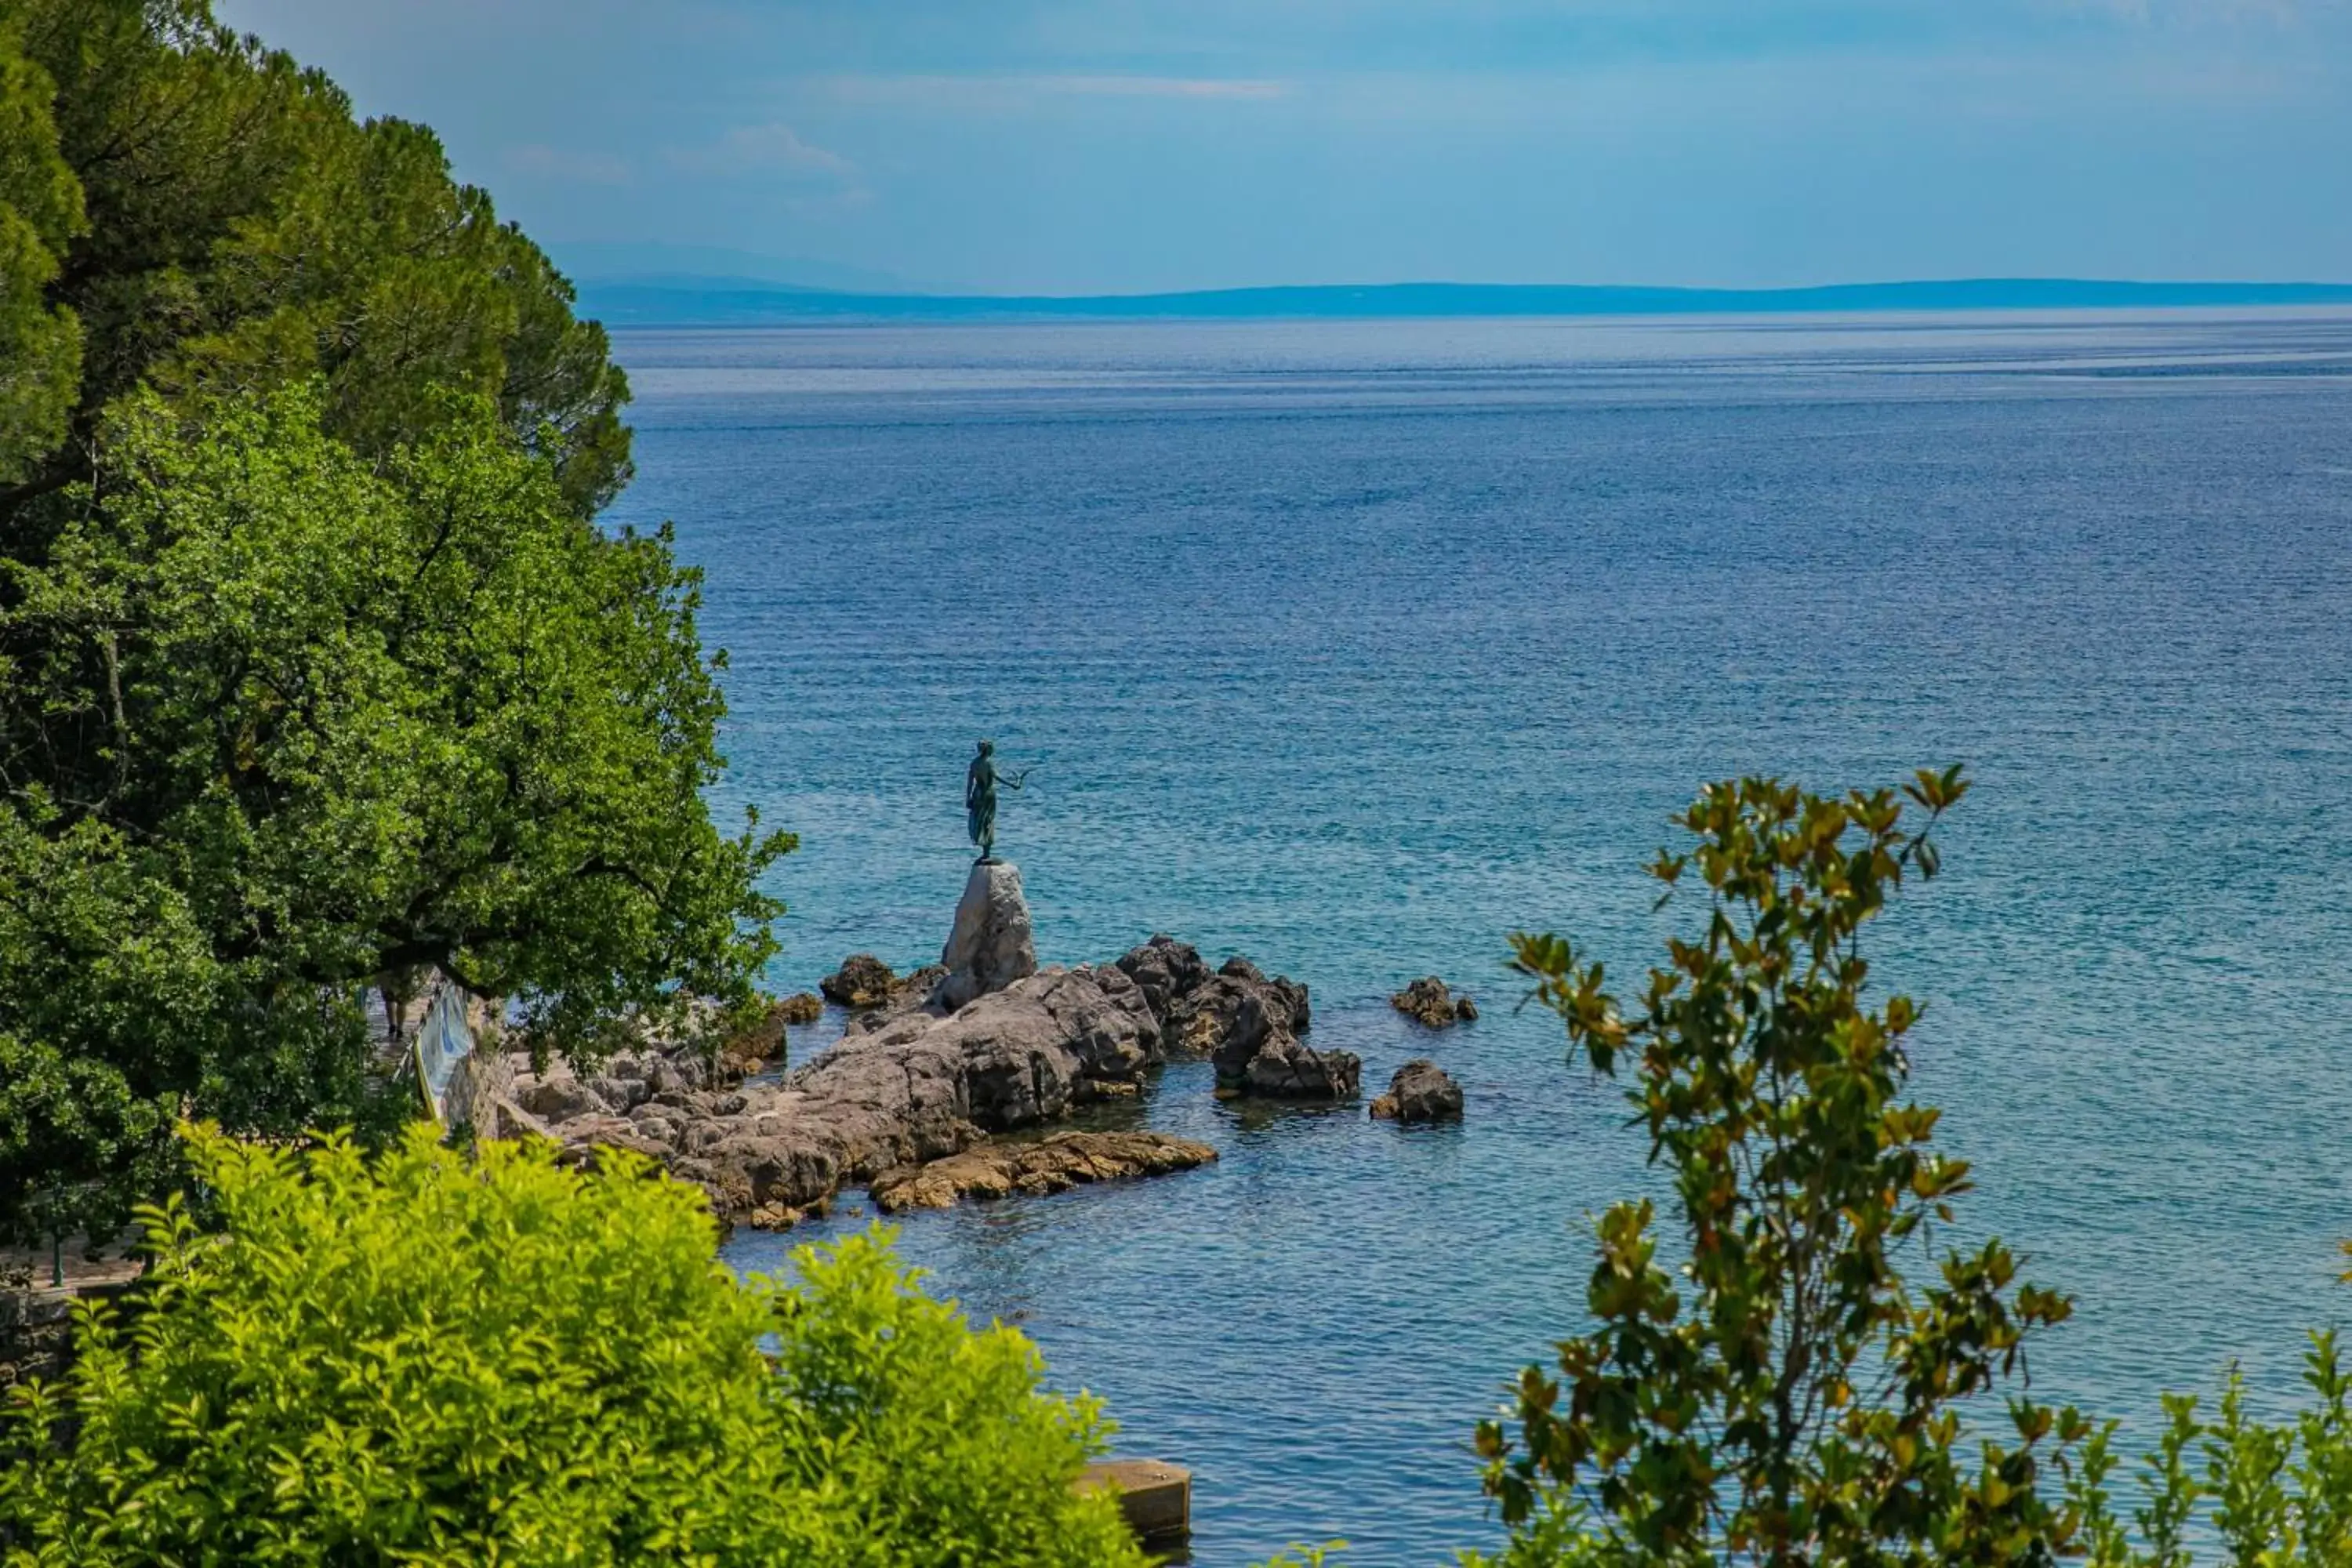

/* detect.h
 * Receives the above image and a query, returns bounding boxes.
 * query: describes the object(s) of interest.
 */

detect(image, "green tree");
[1474,770,2094,1566]
[0,13,82,485]
[0,1124,1145,1567]
[0,0,784,1242]
[2,0,629,531]
[0,386,787,1241]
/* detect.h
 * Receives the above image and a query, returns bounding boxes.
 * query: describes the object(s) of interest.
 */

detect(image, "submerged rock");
[1390,976,1476,1029]
[1370,1058,1464,1122]
[934,860,1039,1011]
[869,1130,1218,1214]
[819,953,898,1008]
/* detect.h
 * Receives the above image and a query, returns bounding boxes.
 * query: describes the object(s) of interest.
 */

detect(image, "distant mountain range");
[571,275,2352,326]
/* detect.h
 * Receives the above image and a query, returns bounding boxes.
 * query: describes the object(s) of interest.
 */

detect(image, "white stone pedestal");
[934,859,1038,1011]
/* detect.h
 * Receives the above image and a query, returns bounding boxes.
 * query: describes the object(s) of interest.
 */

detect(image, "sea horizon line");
[575,274,2352,326]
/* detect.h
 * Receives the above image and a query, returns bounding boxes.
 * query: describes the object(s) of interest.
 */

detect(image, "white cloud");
[814,74,1290,111]
[1044,75,1288,99]
[671,122,857,176]
[501,143,632,184]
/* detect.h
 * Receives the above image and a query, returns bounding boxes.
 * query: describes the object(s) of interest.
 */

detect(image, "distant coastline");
[576,275,2352,327]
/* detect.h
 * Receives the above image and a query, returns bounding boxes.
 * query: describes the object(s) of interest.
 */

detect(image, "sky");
[214,0,2352,295]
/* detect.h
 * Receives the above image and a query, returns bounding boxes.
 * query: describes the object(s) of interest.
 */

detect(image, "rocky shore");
[494,866,1356,1228]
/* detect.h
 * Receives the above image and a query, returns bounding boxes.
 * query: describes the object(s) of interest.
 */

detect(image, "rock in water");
[775,992,824,1025]
[1391,975,1475,1029]
[869,1130,1218,1213]
[1160,955,1353,1098]
[1166,956,1312,1062]
[1115,934,1213,1022]
[935,859,1038,1011]
[820,953,898,1007]
[1240,1033,1361,1099]
[1370,1058,1465,1122]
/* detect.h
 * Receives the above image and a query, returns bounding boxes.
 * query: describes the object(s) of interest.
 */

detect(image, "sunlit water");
[602,311,2352,1565]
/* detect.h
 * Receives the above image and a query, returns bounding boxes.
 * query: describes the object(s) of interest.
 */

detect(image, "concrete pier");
[1079,1457,1192,1546]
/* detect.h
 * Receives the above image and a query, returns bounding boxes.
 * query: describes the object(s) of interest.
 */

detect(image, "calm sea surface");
[604,312,2352,1566]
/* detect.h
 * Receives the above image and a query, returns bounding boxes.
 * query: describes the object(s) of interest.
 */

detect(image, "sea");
[601,310,2352,1566]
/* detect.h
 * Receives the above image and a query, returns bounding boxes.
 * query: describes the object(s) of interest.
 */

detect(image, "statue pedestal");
[933,859,1038,1011]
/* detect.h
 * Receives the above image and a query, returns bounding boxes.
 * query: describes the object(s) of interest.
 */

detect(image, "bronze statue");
[965,740,1033,862]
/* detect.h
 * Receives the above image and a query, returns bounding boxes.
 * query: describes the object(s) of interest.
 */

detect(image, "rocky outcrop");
[869,1131,1216,1214]
[513,964,1164,1224]
[714,997,794,1076]
[1166,955,1312,1062]
[1115,935,1213,1022]
[1369,1058,1464,1122]
[775,992,824,1025]
[1143,953,1352,1099]
[1238,1033,1360,1098]
[1391,976,1477,1028]
[935,860,1039,1011]
[844,964,949,1036]
[820,953,898,1008]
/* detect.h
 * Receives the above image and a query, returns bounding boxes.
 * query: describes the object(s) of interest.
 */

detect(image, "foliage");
[1474,769,2095,1566]
[0,13,82,485]
[0,385,789,1241]
[1256,1544,1352,1566]
[2063,1328,2352,1566]
[0,1124,1145,1568]
[0,0,784,1241]
[2,0,629,525]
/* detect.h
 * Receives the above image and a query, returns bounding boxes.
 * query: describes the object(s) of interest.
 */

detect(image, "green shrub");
[1475,771,2093,1564]
[2064,1327,2352,1566]
[0,1124,1145,1567]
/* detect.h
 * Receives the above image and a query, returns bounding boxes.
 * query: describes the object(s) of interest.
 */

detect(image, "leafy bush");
[1475,770,2096,1564]
[0,1124,1145,1567]
[2063,1327,2352,1566]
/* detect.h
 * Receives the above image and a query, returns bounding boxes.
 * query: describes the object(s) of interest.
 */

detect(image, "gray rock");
[1115,935,1211,1022]
[1168,956,1312,1065]
[514,1074,608,1124]
[820,953,898,1008]
[1391,976,1477,1029]
[845,964,951,1036]
[1370,1058,1464,1122]
[587,1074,652,1112]
[934,860,1039,1011]
[545,964,1167,1221]
[629,1111,682,1147]
[1240,1033,1361,1100]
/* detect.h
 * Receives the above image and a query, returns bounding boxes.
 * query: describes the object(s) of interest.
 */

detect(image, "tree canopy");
[0,0,786,1241]
[0,13,82,486]
[2,0,630,526]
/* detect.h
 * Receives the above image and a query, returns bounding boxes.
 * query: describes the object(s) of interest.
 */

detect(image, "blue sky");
[216,0,2352,294]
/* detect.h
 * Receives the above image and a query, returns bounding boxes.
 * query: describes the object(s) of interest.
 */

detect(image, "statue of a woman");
[965,740,1032,862]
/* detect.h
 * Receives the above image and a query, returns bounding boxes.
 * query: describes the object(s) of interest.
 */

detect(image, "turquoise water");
[604,312,2352,1565]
